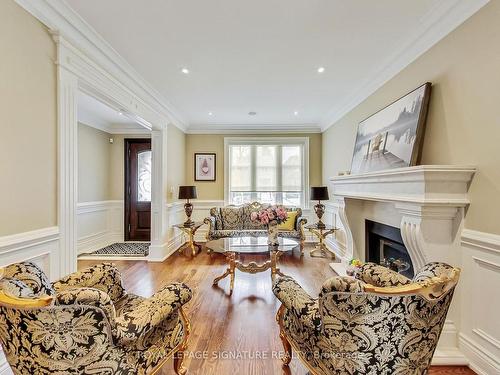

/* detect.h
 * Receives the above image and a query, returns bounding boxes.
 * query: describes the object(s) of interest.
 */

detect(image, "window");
[137,150,152,202]
[225,138,309,207]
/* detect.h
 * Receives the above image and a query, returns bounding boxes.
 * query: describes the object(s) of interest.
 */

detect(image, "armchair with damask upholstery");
[0,262,192,375]
[273,262,460,375]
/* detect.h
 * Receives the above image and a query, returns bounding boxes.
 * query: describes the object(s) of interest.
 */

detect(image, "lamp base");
[183,202,194,227]
[183,220,195,228]
[314,202,325,229]
[316,220,326,229]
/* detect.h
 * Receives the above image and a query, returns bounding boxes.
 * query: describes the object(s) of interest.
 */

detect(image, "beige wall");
[78,124,112,202]
[167,125,186,202]
[186,133,322,200]
[0,0,57,236]
[322,0,500,235]
[78,125,151,202]
[108,134,151,201]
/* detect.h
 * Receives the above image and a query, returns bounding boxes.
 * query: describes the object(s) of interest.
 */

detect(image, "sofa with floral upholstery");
[0,261,192,375]
[204,201,307,249]
[273,262,460,375]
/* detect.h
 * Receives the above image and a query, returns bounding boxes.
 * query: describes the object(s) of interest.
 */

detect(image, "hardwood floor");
[78,245,475,375]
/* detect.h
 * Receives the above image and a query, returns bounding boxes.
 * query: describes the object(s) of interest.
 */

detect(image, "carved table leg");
[309,228,336,259]
[270,251,286,281]
[213,252,236,295]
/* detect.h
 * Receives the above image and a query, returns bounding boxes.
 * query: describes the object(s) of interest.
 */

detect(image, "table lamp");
[310,186,329,229]
[178,186,197,227]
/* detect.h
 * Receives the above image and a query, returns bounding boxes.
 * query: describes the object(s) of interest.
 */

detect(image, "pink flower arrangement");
[251,205,288,226]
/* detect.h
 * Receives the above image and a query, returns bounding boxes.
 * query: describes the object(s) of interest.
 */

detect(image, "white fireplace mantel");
[328,165,476,272]
[331,165,476,206]
[326,165,476,365]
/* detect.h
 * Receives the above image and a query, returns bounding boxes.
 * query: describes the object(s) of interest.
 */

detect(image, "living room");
[1,1,499,374]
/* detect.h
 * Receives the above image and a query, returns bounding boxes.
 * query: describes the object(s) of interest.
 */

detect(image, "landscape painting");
[350,82,431,174]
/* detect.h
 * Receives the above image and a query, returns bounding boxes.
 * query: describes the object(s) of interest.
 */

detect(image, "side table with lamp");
[175,186,202,256]
[308,186,338,258]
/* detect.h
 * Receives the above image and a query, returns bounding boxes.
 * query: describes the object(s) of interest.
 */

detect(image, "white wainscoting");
[153,201,186,262]
[460,229,500,374]
[0,226,60,375]
[77,201,124,255]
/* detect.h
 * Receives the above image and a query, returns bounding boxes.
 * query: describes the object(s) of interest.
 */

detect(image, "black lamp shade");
[178,186,197,200]
[310,186,329,201]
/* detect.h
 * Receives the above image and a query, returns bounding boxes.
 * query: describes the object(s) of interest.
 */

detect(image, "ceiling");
[78,92,150,134]
[65,0,479,131]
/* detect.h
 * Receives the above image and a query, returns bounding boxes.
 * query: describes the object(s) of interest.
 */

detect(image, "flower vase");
[268,221,279,246]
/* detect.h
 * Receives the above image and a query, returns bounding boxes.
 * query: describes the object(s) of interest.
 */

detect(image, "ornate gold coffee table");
[206,236,298,295]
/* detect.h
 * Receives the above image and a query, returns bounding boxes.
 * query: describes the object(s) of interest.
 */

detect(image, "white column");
[56,66,79,278]
[149,127,169,261]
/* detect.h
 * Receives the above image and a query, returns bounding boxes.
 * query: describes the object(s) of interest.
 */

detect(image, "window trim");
[224,137,310,208]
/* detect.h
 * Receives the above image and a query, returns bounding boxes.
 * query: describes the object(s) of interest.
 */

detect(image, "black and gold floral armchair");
[0,262,192,375]
[273,262,460,375]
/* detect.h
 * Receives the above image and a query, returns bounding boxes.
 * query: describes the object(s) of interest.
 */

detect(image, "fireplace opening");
[365,220,414,278]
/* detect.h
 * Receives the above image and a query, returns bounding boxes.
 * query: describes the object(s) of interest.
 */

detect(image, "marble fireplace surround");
[326,165,476,365]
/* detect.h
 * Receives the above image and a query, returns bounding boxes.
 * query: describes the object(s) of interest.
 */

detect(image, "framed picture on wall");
[350,82,432,174]
[194,153,216,181]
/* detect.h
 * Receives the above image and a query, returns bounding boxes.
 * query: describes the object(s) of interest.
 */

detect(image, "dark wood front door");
[125,139,152,241]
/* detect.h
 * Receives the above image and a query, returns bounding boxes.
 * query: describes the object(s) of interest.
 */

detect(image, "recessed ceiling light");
[118,111,123,116]
[294,111,299,116]
[317,66,325,73]
[248,111,257,116]
[181,67,190,74]
[208,112,213,116]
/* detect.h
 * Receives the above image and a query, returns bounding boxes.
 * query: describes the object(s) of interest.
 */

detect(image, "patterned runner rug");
[84,242,150,257]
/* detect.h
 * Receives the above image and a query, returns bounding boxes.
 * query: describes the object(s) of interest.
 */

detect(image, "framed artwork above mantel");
[194,153,216,181]
[350,82,432,175]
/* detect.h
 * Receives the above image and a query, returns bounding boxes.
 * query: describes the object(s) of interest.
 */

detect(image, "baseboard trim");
[431,348,468,366]
[459,333,500,375]
[148,232,185,262]
[77,231,122,255]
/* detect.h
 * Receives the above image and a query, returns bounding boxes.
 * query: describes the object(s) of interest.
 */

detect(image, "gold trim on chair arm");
[298,220,307,241]
[364,268,460,301]
[276,304,321,375]
[0,291,53,308]
[149,306,191,375]
[203,217,215,241]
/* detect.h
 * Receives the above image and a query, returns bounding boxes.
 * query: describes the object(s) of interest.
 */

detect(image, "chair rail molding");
[327,165,476,365]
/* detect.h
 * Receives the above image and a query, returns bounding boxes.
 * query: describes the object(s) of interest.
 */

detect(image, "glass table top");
[206,236,299,254]
[305,223,339,231]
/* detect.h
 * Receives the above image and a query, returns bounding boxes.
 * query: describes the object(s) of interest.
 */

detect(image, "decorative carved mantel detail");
[329,166,476,271]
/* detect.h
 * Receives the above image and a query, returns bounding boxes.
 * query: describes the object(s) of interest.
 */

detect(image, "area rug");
[85,242,150,257]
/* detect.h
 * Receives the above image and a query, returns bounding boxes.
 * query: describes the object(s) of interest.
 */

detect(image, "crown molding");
[319,0,490,131]
[14,0,188,132]
[16,0,488,135]
[79,120,150,135]
[186,123,321,134]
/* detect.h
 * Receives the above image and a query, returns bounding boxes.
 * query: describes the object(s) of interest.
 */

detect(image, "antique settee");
[273,262,460,375]
[0,261,192,375]
[204,202,307,250]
